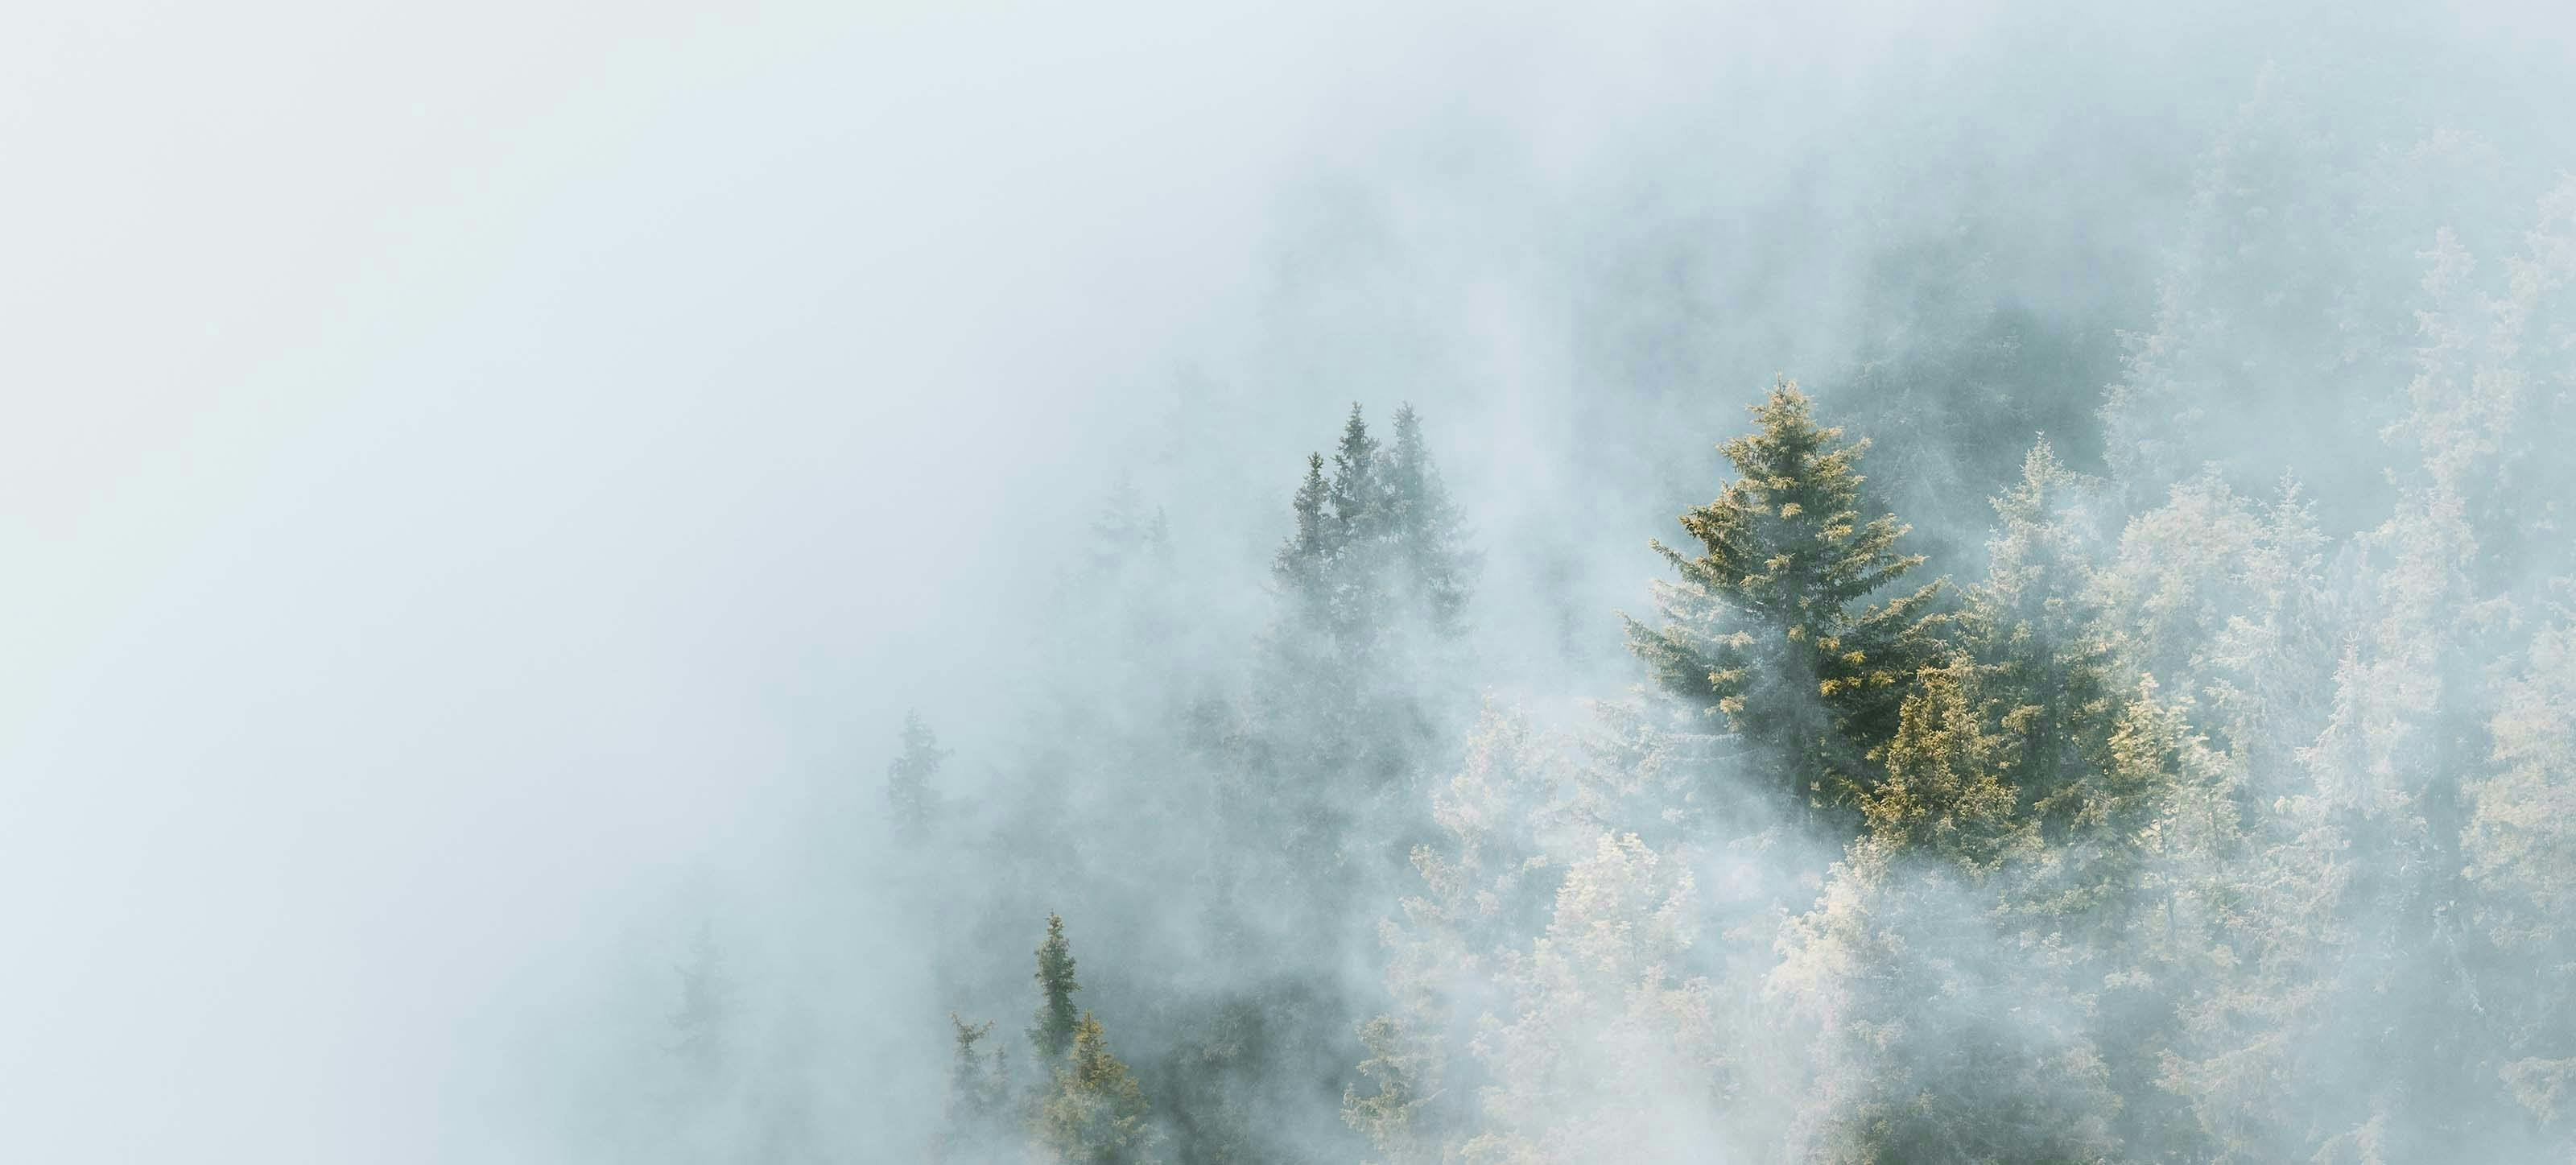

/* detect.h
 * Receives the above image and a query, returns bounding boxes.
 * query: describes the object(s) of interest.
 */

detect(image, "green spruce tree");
[1329,403,1384,542]
[1272,453,1337,623]
[1624,378,1947,824]
[1035,1012,1160,1165]
[1031,914,1082,1063]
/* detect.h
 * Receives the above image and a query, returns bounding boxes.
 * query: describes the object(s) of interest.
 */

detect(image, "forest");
[551,22,2576,1165]
[625,171,2576,1163]
[23,2,2576,1163]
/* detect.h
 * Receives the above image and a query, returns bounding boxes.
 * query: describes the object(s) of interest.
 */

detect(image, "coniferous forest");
[616,143,2576,1158]
[591,29,2576,1165]
[20,4,2576,1164]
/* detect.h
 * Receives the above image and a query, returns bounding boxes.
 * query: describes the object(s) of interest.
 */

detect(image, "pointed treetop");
[886,711,950,841]
[1624,377,1947,819]
[1667,378,1924,625]
[1330,403,1382,530]
[1031,913,1082,1062]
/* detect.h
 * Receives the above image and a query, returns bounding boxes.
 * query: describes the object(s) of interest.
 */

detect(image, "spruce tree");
[941,1014,1009,1160]
[2470,601,2576,1139]
[1858,655,2024,869]
[1328,402,1384,545]
[1273,453,1335,620]
[1865,444,2144,870]
[1342,1016,1435,1165]
[886,711,951,842]
[1624,378,1946,822]
[1269,403,1475,654]
[1384,403,1472,633]
[1247,403,1481,918]
[1969,444,2119,792]
[1031,914,1081,1063]
[1319,403,1393,659]
[1780,842,2124,1164]
[1034,1012,1159,1165]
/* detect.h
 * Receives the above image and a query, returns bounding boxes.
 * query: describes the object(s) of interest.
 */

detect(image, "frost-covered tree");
[1454,832,1732,1165]
[2149,194,2576,1160]
[1350,705,1577,1160]
[1034,1013,1159,1165]
[2467,596,2576,1141]
[1770,840,2124,1165]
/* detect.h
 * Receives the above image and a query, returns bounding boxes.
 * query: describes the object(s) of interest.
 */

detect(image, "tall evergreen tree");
[939,1014,1010,1161]
[1856,655,2025,870]
[1863,444,2172,882]
[1035,1012,1160,1165]
[1343,1015,1437,1165]
[2469,596,2576,1143]
[1774,840,2124,1165]
[1246,404,1481,907]
[1268,403,1475,657]
[1329,403,1384,545]
[1624,378,1947,823]
[1384,403,1472,633]
[1031,914,1082,1063]
[886,711,951,842]
[1967,444,2120,815]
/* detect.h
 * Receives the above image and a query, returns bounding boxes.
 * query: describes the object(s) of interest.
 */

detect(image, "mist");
[6,1,2574,1161]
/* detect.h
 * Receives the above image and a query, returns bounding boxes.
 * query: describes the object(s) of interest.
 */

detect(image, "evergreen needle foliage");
[1624,378,1949,822]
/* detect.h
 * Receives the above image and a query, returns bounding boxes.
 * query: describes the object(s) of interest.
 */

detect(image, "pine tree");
[1329,403,1385,543]
[1031,914,1082,1063]
[1858,655,2024,870]
[1862,444,2211,1155]
[886,711,951,842]
[1317,402,1393,659]
[1624,378,1947,823]
[1151,998,1272,1165]
[1969,444,2120,808]
[1773,841,2123,1165]
[1384,403,1472,634]
[1343,1015,1435,1165]
[1866,444,2157,877]
[1034,1012,1159,1165]
[1244,403,1482,941]
[1458,832,1728,1164]
[940,1014,1009,1161]
[2467,596,2576,1134]
[1269,403,1475,651]
[1273,453,1335,619]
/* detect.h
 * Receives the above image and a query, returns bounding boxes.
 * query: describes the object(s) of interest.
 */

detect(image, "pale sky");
[6,1,2570,1160]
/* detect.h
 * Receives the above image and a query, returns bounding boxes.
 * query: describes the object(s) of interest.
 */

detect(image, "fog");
[6,1,2574,1161]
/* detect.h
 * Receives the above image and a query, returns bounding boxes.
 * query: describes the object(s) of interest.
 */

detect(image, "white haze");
[5,1,2573,1161]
